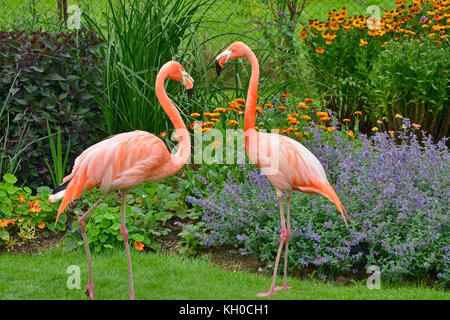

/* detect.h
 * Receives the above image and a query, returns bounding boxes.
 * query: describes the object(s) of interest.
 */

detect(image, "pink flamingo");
[49,61,194,300]
[215,42,350,297]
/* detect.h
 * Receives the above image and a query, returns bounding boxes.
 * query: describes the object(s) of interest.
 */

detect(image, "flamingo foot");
[257,289,275,297]
[85,284,95,300]
[275,285,292,291]
[129,294,135,300]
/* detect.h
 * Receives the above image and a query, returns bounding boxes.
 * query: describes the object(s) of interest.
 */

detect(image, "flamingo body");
[49,61,194,300]
[51,130,175,221]
[216,42,349,296]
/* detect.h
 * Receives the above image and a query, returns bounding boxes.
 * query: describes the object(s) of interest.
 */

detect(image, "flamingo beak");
[182,71,194,100]
[215,49,232,76]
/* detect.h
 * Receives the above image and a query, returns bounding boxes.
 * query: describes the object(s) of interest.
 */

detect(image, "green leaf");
[3,173,17,184]
[0,230,10,241]
[132,233,145,242]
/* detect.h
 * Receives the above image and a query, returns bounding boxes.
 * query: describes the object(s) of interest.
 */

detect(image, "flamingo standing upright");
[49,61,194,300]
[215,42,350,296]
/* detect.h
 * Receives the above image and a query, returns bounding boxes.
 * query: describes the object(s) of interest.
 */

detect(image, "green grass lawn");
[0,248,448,300]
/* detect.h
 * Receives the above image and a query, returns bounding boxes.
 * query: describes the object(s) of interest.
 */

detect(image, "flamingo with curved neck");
[49,61,194,300]
[216,42,350,296]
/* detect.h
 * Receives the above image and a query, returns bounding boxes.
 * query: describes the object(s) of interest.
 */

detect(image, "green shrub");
[0,173,65,250]
[63,181,189,253]
[0,29,103,188]
[299,1,449,139]
[370,38,449,138]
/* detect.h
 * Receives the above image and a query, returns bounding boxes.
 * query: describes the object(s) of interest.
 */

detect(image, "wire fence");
[0,0,398,58]
[0,0,399,31]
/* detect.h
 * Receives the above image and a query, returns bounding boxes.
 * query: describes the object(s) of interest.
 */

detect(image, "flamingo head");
[166,61,195,99]
[215,42,249,76]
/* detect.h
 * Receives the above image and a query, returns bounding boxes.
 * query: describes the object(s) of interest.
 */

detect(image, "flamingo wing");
[263,133,349,226]
[54,130,170,219]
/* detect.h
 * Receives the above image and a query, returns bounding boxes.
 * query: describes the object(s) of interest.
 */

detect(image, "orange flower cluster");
[0,219,15,227]
[300,0,449,51]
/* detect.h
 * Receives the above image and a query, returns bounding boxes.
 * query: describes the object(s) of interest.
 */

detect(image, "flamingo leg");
[276,191,292,291]
[257,193,287,297]
[78,192,110,300]
[120,190,135,300]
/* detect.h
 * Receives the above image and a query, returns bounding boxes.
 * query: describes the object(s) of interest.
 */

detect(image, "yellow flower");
[210,118,220,122]
[300,115,311,120]
[190,113,200,118]
[229,120,238,126]
[359,39,368,46]
[347,130,355,138]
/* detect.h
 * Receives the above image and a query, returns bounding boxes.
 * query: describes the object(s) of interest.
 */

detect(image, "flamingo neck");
[243,47,259,133]
[155,70,191,171]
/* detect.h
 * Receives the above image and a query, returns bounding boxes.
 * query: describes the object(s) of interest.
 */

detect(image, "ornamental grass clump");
[187,119,449,286]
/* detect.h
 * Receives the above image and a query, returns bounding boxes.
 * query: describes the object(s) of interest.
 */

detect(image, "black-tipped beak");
[187,87,194,100]
[216,60,222,76]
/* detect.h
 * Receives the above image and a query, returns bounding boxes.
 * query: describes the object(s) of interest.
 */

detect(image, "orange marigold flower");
[38,221,45,229]
[28,201,41,213]
[190,113,200,117]
[289,120,300,125]
[359,39,368,46]
[300,115,311,120]
[343,118,351,122]
[412,123,421,130]
[327,127,335,131]
[282,93,290,98]
[354,111,362,115]
[277,106,287,110]
[347,130,355,138]
[134,241,144,251]
[315,47,324,54]
[395,113,403,119]
[214,108,227,113]
[210,118,220,122]
[229,120,238,126]
[298,103,307,109]
[0,220,7,227]
[256,106,263,115]
[376,120,383,124]
[316,112,328,117]
[264,103,274,108]
[304,98,314,103]
[235,98,245,103]
[319,116,331,121]
[202,127,211,132]
[388,130,395,137]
